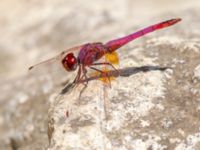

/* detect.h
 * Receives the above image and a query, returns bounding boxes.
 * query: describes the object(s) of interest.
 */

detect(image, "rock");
[194,64,200,80]
[0,0,200,150]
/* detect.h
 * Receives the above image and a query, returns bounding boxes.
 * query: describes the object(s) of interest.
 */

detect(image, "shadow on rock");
[60,65,170,95]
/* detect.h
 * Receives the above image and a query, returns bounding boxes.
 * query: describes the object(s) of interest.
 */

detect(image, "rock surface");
[0,0,200,150]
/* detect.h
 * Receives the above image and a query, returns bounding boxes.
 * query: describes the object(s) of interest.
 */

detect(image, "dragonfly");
[29,18,181,87]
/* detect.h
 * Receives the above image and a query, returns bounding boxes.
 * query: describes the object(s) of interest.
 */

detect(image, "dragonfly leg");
[92,62,120,77]
[80,65,89,84]
[78,65,89,98]
[73,65,82,85]
[90,66,111,120]
[89,66,112,88]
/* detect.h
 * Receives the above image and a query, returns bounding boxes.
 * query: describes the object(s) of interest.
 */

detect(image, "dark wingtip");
[28,66,34,70]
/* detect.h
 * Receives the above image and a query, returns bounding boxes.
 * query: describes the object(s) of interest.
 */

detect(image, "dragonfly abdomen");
[105,18,181,53]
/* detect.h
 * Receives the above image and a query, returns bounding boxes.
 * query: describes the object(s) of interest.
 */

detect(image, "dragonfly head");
[62,53,78,71]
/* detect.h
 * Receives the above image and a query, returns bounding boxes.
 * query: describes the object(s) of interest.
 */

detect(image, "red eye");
[62,53,78,71]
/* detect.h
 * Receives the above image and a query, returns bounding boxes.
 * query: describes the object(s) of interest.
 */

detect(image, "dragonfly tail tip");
[166,18,182,27]
[175,18,182,22]
[172,18,182,24]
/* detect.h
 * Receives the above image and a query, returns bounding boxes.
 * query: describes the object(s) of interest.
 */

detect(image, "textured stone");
[0,0,200,150]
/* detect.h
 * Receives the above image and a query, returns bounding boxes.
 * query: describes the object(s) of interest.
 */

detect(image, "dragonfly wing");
[105,51,119,65]
[28,44,86,71]
[60,44,86,58]
[93,51,119,84]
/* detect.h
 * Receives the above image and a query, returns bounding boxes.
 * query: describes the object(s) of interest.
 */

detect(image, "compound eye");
[62,53,77,71]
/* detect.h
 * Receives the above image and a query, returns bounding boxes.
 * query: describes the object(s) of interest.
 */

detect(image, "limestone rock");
[0,0,200,150]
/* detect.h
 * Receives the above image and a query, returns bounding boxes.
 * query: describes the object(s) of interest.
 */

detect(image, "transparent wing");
[102,51,119,84]
[28,44,86,70]
[89,51,119,85]
[105,51,119,65]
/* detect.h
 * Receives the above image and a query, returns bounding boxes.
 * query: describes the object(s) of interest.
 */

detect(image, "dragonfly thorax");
[78,43,107,66]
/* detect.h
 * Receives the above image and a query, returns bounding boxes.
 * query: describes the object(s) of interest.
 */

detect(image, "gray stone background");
[0,0,200,150]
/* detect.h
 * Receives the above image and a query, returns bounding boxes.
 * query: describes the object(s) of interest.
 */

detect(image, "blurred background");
[0,0,200,149]
[0,0,200,80]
